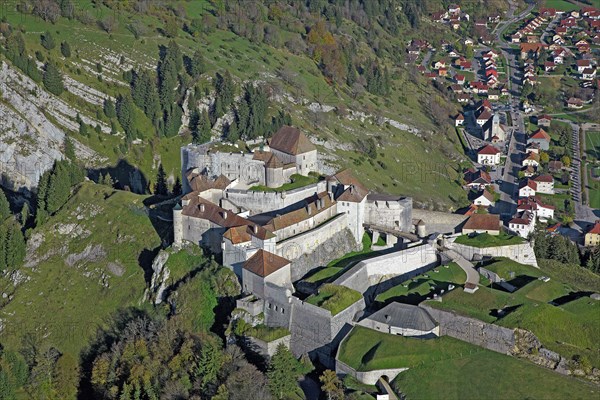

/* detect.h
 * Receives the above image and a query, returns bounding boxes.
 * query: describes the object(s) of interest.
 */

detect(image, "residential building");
[585,221,600,246]
[477,145,501,165]
[533,174,554,194]
[519,179,537,197]
[527,128,551,150]
[462,213,501,235]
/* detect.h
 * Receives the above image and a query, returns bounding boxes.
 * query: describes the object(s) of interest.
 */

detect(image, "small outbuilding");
[358,303,439,338]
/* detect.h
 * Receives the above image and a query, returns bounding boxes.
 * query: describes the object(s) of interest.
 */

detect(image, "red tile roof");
[242,250,290,277]
[269,126,316,155]
[463,214,501,231]
[530,128,551,141]
[587,221,600,235]
[478,144,500,155]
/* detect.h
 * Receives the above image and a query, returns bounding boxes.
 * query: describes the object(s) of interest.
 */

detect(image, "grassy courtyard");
[453,232,525,248]
[338,327,597,400]
[305,284,362,315]
[375,262,466,304]
[249,173,322,192]
[426,258,600,368]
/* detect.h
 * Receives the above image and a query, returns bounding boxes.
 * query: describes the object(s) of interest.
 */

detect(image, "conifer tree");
[189,50,206,78]
[0,224,6,272]
[116,95,136,138]
[43,61,64,96]
[41,31,56,50]
[154,164,168,196]
[60,41,71,58]
[192,109,212,144]
[0,189,9,222]
[172,177,182,196]
[5,220,25,268]
[103,99,116,119]
[267,344,301,399]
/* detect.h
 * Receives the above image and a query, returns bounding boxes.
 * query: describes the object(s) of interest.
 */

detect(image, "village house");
[521,165,537,177]
[522,152,541,168]
[548,160,563,172]
[519,179,537,197]
[577,59,592,73]
[517,196,555,221]
[582,68,597,80]
[585,221,600,246]
[464,168,492,190]
[567,97,584,109]
[455,113,465,126]
[472,189,495,207]
[532,174,555,194]
[527,128,551,150]
[476,110,493,126]
[455,74,466,85]
[462,213,501,235]
[526,142,540,154]
[537,115,552,127]
[544,61,557,72]
[509,211,536,238]
[477,144,501,165]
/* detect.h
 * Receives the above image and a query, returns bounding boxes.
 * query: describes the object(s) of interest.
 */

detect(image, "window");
[281,308,285,314]
[275,305,278,311]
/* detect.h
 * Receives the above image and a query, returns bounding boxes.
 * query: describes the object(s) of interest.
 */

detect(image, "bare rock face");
[0,61,106,192]
[146,250,171,305]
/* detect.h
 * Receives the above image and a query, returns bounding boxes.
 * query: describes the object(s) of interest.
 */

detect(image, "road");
[446,249,480,288]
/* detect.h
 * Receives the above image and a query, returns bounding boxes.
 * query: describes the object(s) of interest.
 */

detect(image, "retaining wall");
[247,335,291,358]
[335,358,408,385]
[449,241,538,267]
[420,305,515,354]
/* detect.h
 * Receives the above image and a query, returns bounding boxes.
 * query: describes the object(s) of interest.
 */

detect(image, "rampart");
[448,241,538,267]
[420,305,515,354]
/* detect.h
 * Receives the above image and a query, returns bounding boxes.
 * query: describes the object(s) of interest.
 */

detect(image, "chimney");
[222,210,228,219]
[385,314,390,322]
[199,203,205,212]
[253,225,259,234]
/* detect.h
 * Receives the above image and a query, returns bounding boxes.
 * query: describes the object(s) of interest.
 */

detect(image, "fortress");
[173,126,424,364]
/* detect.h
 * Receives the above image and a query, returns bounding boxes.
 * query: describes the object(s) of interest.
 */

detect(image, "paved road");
[446,249,480,288]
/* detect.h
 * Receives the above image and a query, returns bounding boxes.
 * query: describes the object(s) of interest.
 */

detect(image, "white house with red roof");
[527,128,551,150]
[477,145,501,165]
[519,179,537,197]
[533,174,555,194]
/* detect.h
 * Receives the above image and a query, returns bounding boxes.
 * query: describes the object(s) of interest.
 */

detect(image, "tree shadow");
[88,159,149,194]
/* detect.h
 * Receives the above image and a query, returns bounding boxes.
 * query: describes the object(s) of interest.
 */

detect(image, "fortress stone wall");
[333,244,439,302]
[448,241,538,267]
[420,305,515,354]
[224,181,328,215]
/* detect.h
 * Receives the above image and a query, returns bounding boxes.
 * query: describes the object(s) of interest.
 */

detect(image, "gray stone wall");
[365,197,413,232]
[247,335,291,359]
[449,241,538,267]
[420,305,515,354]
[287,296,365,369]
[224,180,328,215]
[412,209,469,234]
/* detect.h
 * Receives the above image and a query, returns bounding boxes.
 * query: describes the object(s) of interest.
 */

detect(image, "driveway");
[445,249,480,288]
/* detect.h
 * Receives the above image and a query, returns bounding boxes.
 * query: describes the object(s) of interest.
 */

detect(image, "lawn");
[305,284,362,315]
[249,173,322,192]
[339,326,598,400]
[426,258,600,368]
[393,339,598,400]
[375,262,466,304]
[453,232,525,248]
[246,324,290,342]
[302,233,377,285]
[585,131,600,208]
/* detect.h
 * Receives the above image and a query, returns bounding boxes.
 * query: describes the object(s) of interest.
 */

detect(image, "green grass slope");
[0,182,162,357]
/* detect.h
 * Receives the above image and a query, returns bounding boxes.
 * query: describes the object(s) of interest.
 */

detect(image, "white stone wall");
[366,197,413,232]
[295,150,318,175]
[224,181,328,215]
[333,244,439,296]
[247,335,291,358]
[275,213,348,264]
[335,358,408,385]
[274,203,338,242]
[449,241,538,267]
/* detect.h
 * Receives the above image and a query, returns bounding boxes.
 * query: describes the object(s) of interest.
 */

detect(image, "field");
[375,262,466,304]
[249,173,321,192]
[305,284,362,315]
[453,232,525,248]
[338,326,597,400]
[426,258,600,368]
[538,0,581,12]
